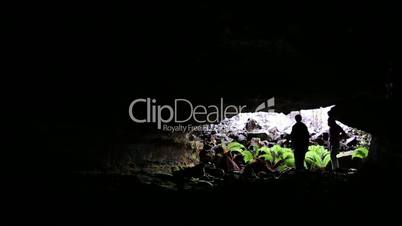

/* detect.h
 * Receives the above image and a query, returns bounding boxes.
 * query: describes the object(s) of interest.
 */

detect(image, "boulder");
[245,118,261,131]
[345,136,358,147]
[247,132,269,141]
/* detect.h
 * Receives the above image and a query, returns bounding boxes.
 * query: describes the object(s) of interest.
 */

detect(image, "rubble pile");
[192,106,371,151]
[170,106,372,189]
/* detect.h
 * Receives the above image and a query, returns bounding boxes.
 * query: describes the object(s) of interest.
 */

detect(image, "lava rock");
[199,149,215,163]
[236,133,248,145]
[245,118,261,131]
[345,136,358,147]
[247,132,269,141]
[205,166,225,178]
[267,127,281,141]
[249,137,262,147]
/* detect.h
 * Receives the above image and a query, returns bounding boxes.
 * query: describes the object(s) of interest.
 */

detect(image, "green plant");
[259,145,295,172]
[226,142,246,153]
[352,146,369,160]
[305,145,331,170]
[224,142,295,172]
[225,142,254,164]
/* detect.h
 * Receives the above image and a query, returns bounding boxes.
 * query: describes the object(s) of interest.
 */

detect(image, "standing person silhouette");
[291,114,310,171]
[328,117,346,171]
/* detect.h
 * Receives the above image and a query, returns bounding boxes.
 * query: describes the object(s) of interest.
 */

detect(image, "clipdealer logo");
[128,97,274,130]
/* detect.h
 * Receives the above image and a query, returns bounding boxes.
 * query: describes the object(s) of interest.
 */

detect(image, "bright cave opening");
[190,105,371,177]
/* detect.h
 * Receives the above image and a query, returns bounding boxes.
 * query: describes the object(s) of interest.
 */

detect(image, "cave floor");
[7,167,401,224]
[49,167,400,224]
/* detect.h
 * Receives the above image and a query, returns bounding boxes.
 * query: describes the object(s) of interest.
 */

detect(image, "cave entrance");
[194,105,371,174]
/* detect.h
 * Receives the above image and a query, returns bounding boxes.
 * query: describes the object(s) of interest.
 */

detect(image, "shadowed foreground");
[5,166,401,225]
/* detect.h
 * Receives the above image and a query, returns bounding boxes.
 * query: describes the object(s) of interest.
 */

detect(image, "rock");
[196,180,214,188]
[247,132,269,141]
[236,133,248,144]
[205,166,225,178]
[185,178,214,190]
[199,149,215,163]
[228,132,248,145]
[277,139,289,147]
[345,136,358,147]
[257,170,273,179]
[311,132,328,146]
[192,106,371,155]
[212,144,224,154]
[211,133,229,143]
[202,142,216,152]
[245,118,261,131]
[261,140,270,147]
[249,137,262,147]
[267,127,281,141]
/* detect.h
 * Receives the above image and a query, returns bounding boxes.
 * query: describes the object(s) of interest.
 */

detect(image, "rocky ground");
[192,106,371,152]
[62,166,401,224]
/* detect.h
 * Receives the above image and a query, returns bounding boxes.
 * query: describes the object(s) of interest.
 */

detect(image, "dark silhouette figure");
[328,117,347,170]
[291,115,310,170]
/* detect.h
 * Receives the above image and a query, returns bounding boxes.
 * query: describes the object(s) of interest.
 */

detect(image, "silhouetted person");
[291,115,310,171]
[328,117,347,171]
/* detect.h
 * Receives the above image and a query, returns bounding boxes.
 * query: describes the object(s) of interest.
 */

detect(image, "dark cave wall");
[103,132,203,175]
[20,2,401,174]
[329,93,402,168]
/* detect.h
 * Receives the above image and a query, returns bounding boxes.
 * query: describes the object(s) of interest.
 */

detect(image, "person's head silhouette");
[295,114,302,122]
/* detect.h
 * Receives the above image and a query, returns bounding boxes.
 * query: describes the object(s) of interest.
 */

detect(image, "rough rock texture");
[99,133,203,175]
